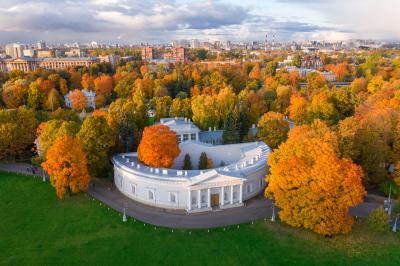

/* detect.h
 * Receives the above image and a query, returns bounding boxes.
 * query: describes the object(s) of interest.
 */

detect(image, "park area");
[1,171,399,266]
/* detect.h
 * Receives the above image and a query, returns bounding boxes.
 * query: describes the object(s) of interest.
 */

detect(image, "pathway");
[0,162,388,229]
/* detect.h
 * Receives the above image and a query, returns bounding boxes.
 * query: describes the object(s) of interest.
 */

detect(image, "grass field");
[1,171,399,266]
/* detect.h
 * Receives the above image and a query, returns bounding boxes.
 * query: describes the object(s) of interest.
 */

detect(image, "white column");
[196,133,199,141]
[230,185,234,205]
[239,184,243,203]
[207,188,211,208]
[197,190,201,209]
[187,189,192,211]
[221,187,225,206]
[181,134,184,142]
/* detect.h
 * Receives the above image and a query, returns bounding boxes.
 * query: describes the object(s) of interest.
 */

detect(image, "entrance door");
[211,194,219,207]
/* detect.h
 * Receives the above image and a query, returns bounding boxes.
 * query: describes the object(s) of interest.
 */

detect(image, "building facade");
[112,118,270,213]
[112,141,270,213]
[1,57,99,72]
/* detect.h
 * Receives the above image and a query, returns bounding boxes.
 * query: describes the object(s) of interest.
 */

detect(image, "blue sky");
[0,0,398,43]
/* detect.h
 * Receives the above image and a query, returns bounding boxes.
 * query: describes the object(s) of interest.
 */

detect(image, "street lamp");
[392,216,398,233]
[271,202,276,222]
[122,202,128,222]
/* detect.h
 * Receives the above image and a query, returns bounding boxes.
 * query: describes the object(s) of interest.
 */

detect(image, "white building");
[112,118,270,213]
[64,89,96,109]
[5,43,24,58]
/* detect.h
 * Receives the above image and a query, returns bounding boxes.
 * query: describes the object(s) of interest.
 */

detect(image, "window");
[233,192,237,200]
[148,190,154,200]
[191,197,196,205]
[131,184,136,195]
[191,133,196,140]
[201,195,205,203]
[247,184,252,193]
[176,135,181,143]
[183,134,189,141]
[170,193,177,203]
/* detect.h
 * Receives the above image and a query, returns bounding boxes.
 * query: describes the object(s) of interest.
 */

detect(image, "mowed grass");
[1,172,399,266]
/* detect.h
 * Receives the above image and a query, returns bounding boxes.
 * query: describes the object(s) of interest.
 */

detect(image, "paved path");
[0,162,389,229]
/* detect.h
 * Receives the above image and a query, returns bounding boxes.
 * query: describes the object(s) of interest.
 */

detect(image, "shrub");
[183,154,192,170]
[198,152,208,170]
[379,180,400,199]
[367,207,389,232]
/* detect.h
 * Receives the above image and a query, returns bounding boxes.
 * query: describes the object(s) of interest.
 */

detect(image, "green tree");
[222,107,240,144]
[256,112,289,149]
[183,154,193,170]
[77,116,116,178]
[27,82,45,110]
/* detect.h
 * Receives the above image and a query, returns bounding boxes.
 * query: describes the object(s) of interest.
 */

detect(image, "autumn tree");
[0,107,38,160]
[44,88,62,111]
[265,122,366,236]
[249,63,261,79]
[154,96,172,121]
[137,125,180,168]
[256,112,289,149]
[41,136,91,199]
[37,119,79,159]
[2,79,29,108]
[69,89,87,110]
[77,116,115,177]
[94,74,113,99]
[27,82,45,109]
[288,94,308,125]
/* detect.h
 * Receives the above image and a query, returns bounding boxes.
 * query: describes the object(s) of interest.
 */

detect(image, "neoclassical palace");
[112,118,270,213]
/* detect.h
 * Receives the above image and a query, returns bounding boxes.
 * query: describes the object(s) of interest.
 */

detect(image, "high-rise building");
[141,47,155,61]
[5,43,24,58]
[37,40,46,50]
[190,39,200,49]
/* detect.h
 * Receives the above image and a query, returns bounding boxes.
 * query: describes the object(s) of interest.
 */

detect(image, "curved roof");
[112,141,270,183]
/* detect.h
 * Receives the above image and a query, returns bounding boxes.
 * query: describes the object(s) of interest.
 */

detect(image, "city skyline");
[0,0,399,44]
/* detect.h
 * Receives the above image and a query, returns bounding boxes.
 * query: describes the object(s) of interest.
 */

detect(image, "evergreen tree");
[198,152,208,170]
[183,154,193,170]
[243,127,256,142]
[222,107,240,144]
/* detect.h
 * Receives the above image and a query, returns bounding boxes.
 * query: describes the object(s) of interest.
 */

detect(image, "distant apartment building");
[23,49,36,57]
[163,47,186,62]
[36,40,46,50]
[5,43,24,58]
[141,47,186,62]
[190,39,200,49]
[99,54,120,66]
[3,57,99,72]
[141,47,155,61]
[37,50,54,58]
[65,48,85,57]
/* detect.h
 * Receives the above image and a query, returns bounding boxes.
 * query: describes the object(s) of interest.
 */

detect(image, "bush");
[379,180,400,199]
[198,152,208,170]
[367,207,389,232]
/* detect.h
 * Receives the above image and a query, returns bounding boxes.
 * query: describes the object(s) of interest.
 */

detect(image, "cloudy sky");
[0,0,399,43]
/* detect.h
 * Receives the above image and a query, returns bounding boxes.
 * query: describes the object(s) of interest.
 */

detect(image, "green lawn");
[1,172,399,266]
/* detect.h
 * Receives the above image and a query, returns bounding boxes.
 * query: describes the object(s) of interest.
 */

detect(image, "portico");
[186,176,244,213]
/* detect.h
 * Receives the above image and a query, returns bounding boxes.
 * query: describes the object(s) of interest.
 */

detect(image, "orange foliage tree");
[69,89,87,110]
[41,136,91,199]
[94,74,113,97]
[265,121,366,236]
[137,125,180,168]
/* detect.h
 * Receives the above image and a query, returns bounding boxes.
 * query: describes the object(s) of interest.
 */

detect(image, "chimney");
[209,127,211,131]
[252,124,255,129]
[214,127,216,131]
